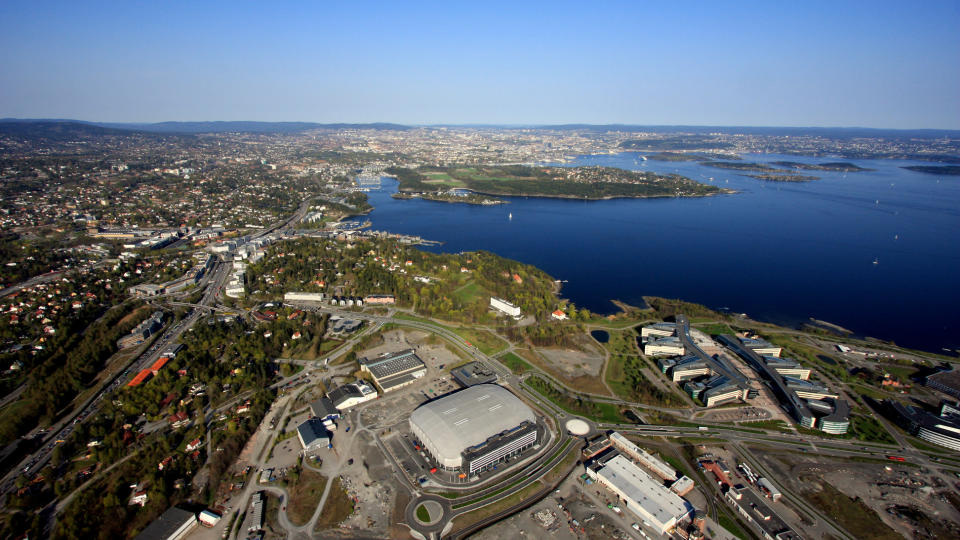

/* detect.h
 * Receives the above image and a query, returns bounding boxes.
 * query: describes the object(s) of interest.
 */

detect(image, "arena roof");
[409,384,536,469]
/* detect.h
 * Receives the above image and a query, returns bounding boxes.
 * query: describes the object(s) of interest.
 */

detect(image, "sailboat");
[508,212,513,220]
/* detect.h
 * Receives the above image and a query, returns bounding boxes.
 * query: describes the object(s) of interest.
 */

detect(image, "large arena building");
[409,384,539,475]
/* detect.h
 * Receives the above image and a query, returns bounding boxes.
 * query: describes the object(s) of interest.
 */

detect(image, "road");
[0,270,64,299]
[0,195,317,498]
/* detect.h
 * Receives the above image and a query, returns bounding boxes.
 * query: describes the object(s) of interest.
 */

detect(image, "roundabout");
[414,500,444,526]
[565,418,590,436]
[405,494,451,538]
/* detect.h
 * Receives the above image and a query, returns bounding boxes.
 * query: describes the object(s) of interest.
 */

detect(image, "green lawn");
[525,376,625,423]
[452,281,486,305]
[453,327,507,356]
[416,504,431,522]
[499,352,534,374]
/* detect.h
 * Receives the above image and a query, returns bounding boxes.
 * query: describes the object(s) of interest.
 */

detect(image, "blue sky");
[1,1,958,128]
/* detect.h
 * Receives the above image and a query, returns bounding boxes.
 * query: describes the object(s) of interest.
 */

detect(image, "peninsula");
[387,164,728,200]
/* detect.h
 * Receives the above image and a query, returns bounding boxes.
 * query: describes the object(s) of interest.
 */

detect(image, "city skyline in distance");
[1,1,959,129]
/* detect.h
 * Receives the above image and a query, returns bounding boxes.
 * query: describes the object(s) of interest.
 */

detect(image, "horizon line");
[2,117,960,133]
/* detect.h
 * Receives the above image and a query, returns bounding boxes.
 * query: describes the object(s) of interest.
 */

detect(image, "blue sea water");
[348,153,960,354]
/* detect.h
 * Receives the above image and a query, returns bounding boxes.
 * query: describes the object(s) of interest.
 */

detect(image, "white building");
[589,455,693,535]
[490,296,521,318]
[640,322,676,339]
[296,418,331,454]
[284,291,325,303]
[608,432,677,481]
[644,337,685,356]
[328,382,377,410]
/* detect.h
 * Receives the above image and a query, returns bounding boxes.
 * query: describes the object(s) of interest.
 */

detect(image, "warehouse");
[296,418,330,455]
[409,384,539,474]
[134,506,197,540]
[359,349,426,393]
[283,291,325,303]
[328,381,378,410]
[588,454,693,535]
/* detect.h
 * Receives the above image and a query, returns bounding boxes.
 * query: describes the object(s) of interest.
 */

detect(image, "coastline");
[397,186,736,201]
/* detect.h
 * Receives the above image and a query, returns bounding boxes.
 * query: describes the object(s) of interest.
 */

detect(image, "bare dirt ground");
[537,342,606,380]
[319,430,399,538]
[753,447,960,539]
[470,468,638,540]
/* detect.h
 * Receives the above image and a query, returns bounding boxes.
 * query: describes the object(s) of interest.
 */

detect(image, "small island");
[387,164,729,200]
[646,152,740,162]
[743,173,820,182]
[772,161,872,172]
[902,165,960,176]
[700,161,781,172]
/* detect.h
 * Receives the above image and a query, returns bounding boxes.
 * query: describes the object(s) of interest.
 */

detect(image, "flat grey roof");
[361,349,424,380]
[134,507,196,540]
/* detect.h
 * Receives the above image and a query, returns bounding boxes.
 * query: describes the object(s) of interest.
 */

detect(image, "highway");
[0,195,315,498]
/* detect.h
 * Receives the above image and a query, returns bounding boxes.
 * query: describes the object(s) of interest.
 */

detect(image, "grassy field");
[313,477,355,531]
[525,376,624,423]
[849,413,896,444]
[416,503,431,522]
[802,480,902,540]
[452,281,486,305]
[604,353,632,399]
[498,351,535,374]
[453,326,507,356]
[286,468,327,526]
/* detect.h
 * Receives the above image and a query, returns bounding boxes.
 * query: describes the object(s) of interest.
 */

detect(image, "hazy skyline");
[2,1,958,129]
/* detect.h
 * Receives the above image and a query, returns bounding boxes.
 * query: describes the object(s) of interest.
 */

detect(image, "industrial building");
[134,506,197,540]
[489,296,521,318]
[296,418,331,454]
[409,384,539,474]
[887,400,960,451]
[309,397,340,421]
[328,381,377,410]
[925,369,960,399]
[587,454,694,535]
[117,311,165,349]
[245,491,264,533]
[609,432,676,480]
[284,291,325,303]
[359,349,426,393]
[450,361,498,387]
[607,432,695,496]
[725,485,800,540]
